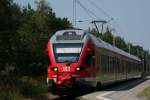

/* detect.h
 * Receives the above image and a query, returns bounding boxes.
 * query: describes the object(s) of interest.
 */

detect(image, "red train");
[47,29,142,90]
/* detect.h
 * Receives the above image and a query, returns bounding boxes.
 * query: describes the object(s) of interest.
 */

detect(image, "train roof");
[50,29,87,43]
[89,33,141,62]
[55,29,85,40]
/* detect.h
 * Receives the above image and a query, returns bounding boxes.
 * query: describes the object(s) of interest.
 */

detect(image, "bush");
[0,90,21,100]
[20,83,48,97]
[0,75,48,99]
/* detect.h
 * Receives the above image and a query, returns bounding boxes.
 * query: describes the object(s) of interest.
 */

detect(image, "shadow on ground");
[33,77,149,100]
[101,77,149,91]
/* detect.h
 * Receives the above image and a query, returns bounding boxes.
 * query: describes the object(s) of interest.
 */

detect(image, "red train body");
[47,29,97,89]
[47,29,142,90]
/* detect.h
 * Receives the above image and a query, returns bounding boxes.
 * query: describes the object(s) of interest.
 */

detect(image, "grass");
[138,86,150,100]
[0,75,48,100]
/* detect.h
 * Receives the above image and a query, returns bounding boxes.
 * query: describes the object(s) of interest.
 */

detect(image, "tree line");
[0,0,72,76]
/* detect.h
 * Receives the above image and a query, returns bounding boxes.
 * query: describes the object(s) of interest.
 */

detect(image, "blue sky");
[15,0,150,50]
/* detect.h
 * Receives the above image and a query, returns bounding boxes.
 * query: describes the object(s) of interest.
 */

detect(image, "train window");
[56,31,83,40]
[109,56,112,73]
[127,61,130,73]
[53,43,83,63]
[137,63,139,72]
[129,62,131,73]
[108,56,110,73]
[112,57,115,72]
[118,59,121,73]
[114,57,118,73]
[134,62,136,72]
[116,58,119,73]
[83,50,95,66]
[101,55,109,72]
[121,60,125,73]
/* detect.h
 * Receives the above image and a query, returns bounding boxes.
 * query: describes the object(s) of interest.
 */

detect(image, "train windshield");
[53,43,83,63]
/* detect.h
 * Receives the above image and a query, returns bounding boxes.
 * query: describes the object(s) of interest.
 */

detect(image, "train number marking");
[63,67,70,72]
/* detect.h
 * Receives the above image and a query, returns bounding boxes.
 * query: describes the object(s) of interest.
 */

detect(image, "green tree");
[133,45,144,59]
[0,0,22,71]
[102,27,113,45]
[16,0,72,75]
[115,36,128,51]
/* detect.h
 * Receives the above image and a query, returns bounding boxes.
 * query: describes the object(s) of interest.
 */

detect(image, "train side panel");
[95,47,142,84]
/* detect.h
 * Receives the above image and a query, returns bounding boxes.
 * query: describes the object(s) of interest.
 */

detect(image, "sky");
[15,0,150,50]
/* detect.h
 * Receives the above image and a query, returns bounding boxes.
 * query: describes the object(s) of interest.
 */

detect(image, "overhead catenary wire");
[76,0,103,21]
[86,0,126,35]
[112,20,126,35]
[84,0,124,45]
[86,0,113,20]
[75,0,126,38]
[76,0,108,34]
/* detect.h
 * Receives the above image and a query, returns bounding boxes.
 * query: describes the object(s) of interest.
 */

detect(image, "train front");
[47,29,95,90]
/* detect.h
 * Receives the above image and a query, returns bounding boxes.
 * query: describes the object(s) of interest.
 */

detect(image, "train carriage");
[47,29,142,90]
[91,34,142,84]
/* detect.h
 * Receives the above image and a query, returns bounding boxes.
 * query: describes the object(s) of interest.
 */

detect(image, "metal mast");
[73,0,76,27]
[91,20,107,35]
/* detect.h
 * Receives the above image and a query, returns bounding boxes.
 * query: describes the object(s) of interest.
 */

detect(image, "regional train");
[47,29,142,90]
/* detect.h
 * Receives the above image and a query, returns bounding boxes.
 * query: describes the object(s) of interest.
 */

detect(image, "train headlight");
[52,67,58,72]
[76,67,80,71]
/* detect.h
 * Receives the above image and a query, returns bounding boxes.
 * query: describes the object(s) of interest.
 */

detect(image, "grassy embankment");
[138,72,150,100]
[138,86,150,100]
[0,74,48,100]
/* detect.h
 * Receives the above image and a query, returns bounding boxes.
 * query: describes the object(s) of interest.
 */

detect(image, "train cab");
[47,29,96,89]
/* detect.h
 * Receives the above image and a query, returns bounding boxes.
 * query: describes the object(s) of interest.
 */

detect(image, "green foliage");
[0,75,48,100]
[0,0,22,71]
[0,1,72,98]
[0,91,21,100]
[20,82,48,97]
[138,86,150,100]
[115,36,128,51]
[102,31,113,45]
[0,0,72,75]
